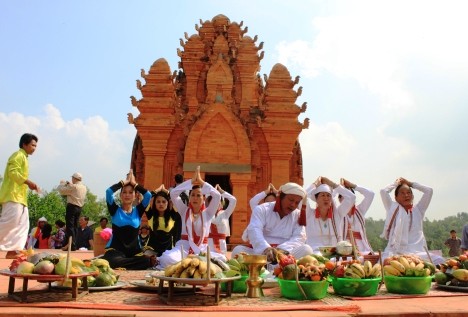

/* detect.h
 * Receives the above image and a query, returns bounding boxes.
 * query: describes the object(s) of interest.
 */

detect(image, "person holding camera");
[57,172,87,251]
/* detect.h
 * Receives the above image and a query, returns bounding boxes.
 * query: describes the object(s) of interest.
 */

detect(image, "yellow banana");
[351,263,366,278]
[415,263,425,270]
[164,264,177,277]
[390,260,406,274]
[370,263,382,277]
[179,267,191,278]
[384,265,401,276]
[344,268,362,279]
[398,256,410,270]
[190,257,200,267]
[181,258,193,269]
[193,270,202,279]
[363,261,373,278]
[198,261,207,274]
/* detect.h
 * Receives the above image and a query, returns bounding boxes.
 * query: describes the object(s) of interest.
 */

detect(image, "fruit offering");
[435,251,468,287]
[383,255,434,277]
[334,260,381,279]
[164,255,223,279]
[274,254,335,281]
[225,252,250,276]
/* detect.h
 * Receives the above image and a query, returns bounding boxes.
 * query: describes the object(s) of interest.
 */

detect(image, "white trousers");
[208,238,227,255]
[157,240,227,269]
[0,202,29,251]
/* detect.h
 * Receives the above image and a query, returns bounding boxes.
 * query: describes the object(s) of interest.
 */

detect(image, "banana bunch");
[344,261,381,279]
[383,256,431,277]
[225,257,249,276]
[164,255,222,279]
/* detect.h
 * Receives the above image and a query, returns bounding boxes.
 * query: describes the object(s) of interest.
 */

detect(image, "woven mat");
[0,270,361,312]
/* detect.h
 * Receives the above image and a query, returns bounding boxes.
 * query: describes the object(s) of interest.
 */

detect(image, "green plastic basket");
[331,277,381,297]
[220,275,248,293]
[277,278,329,300]
[384,275,432,294]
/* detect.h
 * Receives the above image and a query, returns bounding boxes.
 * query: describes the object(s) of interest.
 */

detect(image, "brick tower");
[128,14,309,244]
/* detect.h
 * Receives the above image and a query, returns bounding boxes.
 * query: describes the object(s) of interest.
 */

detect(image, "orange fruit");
[325,261,335,270]
[311,274,321,281]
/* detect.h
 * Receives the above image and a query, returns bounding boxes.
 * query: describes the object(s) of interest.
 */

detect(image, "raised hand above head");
[215,184,225,194]
[320,176,337,188]
[269,183,278,195]
[192,166,204,186]
[341,178,356,189]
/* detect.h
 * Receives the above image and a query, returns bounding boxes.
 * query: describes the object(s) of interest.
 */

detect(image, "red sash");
[184,203,206,254]
[181,234,208,244]
[208,224,227,253]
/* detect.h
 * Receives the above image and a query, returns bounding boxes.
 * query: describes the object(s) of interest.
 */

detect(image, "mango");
[16,261,35,274]
[452,269,468,282]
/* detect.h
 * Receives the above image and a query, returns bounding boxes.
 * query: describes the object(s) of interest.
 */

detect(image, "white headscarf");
[279,182,306,198]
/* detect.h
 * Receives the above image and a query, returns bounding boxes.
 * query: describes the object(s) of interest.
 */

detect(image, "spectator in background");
[0,133,40,259]
[461,224,468,252]
[94,217,109,234]
[444,229,461,257]
[36,223,53,249]
[57,172,87,251]
[28,217,47,249]
[75,216,93,250]
[51,220,66,249]
[173,174,189,205]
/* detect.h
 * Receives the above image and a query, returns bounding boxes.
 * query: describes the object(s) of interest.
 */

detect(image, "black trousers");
[64,203,82,250]
[102,249,151,270]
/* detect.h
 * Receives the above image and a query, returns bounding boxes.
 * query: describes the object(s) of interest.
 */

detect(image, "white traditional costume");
[380,181,443,264]
[305,184,356,253]
[208,191,237,255]
[233,183,313,259]
[157,179,225,269]
[340,186,374,255]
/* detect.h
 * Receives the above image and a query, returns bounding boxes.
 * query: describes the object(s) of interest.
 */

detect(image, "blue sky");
[1,0,467,222]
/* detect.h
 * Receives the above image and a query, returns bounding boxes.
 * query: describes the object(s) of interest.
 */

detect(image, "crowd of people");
[1,133,467,269]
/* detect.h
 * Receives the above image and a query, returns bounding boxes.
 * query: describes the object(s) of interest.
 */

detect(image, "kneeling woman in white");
[305,177,356,254]
[157,168,225,269]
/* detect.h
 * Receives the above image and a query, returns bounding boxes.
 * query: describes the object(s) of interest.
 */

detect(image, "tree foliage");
[27,187,107,229]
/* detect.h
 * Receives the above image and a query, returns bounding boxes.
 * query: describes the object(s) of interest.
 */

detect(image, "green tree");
[27,190,66,226]
[82,190,108,228]
[27,187,108,230]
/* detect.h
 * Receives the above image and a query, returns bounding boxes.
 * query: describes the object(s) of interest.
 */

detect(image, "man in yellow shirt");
[0,133,40,259]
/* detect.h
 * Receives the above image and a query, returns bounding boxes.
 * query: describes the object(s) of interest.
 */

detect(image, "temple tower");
[128,14,309,244]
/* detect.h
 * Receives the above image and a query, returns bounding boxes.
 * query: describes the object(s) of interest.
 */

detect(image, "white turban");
[279,182,306,198]
[310,184,332,202]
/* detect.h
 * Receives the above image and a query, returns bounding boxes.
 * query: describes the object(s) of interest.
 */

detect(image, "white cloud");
[0,105,136,200]
[276,1,468,117]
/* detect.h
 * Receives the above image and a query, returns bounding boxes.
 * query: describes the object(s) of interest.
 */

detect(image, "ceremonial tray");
[436,284,468,293]
[0,269,97,302]
[151,273,241,304]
